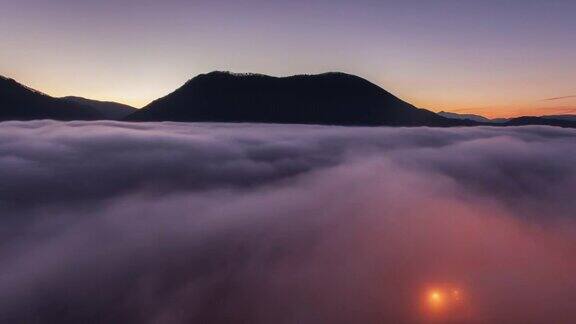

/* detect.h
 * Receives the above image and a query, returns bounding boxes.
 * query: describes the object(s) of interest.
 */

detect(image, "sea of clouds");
[1,121,575,323]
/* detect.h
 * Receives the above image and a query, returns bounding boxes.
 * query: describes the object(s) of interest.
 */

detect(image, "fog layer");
[1,121,575,323]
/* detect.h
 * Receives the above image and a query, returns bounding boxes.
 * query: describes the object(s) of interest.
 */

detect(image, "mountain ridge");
[2,71,575,128]
[438,110,576,127]
[126,71,475,127]
[62,96,136,119]
[0,76,103,121]
[438,111,506,123]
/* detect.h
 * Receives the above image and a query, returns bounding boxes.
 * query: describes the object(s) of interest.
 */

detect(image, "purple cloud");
[1,121,576,323]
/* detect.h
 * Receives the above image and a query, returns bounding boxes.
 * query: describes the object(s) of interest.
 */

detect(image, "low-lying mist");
[1,121,575,323]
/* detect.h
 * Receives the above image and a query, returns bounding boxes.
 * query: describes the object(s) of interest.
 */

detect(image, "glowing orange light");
[422,285,466,315]
[427,289,445,309]
[420,284,473,322]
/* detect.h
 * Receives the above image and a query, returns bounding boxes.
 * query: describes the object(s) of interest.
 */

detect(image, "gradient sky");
[1,0,574,117]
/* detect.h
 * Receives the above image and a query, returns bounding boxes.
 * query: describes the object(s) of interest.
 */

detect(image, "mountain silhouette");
[0,76,103,121]
[126,71,476,126]
[539,114,576,122]
[504,116,576,128]
[62,96,136,119]
[3,71,576,128]
[439,110,576,127]
[438,111,508,123]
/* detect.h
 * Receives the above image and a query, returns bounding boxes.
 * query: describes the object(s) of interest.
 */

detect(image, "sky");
[0,0,575,118]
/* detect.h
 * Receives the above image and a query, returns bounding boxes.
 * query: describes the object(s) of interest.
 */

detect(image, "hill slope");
[504,116,576,128]
[127,71,475,126]
[62,96,136,119]
[438,111,508,123]
[0,76,102,121]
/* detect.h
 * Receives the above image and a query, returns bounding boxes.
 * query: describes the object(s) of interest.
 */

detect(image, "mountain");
[438,111,492,123]
[0,76,102,121]
[438,111,576,127]
[504,116,576,128]
[540,114,576,122]
[440,110,576,127]
[4,71,575,128]
[384,107,576,129]
[127,71,476,127]
[438,111,509,123]
[62,96,136,119]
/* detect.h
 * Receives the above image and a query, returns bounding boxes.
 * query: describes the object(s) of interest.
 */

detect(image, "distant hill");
[504,116,576,128]
[126,71,476,127]
[0,76,102,121]
[3,71,576,128]
[439,110,576,127]
[540,114,576,122]
[62,96,136,119]
[438,111,509,123]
